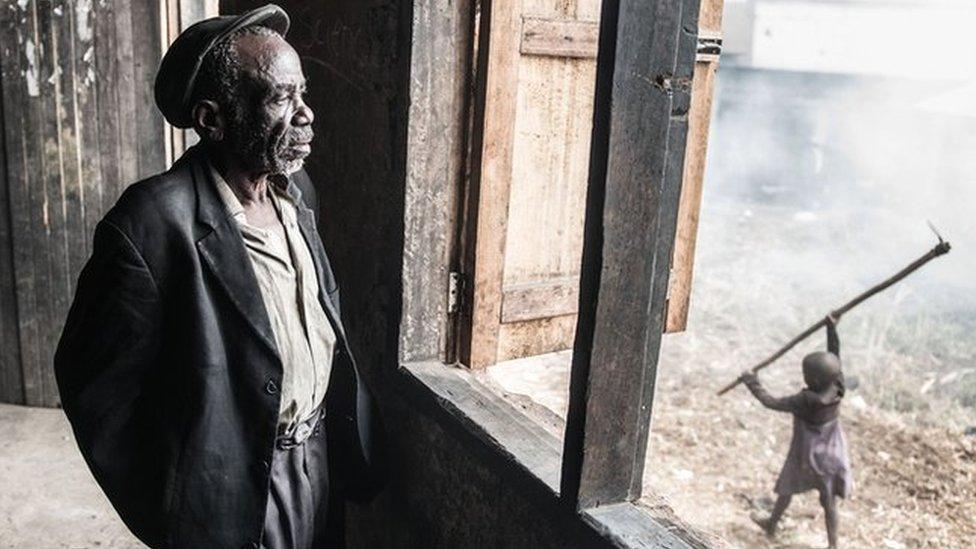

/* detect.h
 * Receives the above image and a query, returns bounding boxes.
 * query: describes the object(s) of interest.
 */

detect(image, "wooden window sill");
[398,361,703,549]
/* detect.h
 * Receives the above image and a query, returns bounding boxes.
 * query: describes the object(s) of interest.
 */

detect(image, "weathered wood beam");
[0,25,22,404]
[501,278,579,323]
[561,0,700,509]
[400,0,474,364]
[665,0,725,332]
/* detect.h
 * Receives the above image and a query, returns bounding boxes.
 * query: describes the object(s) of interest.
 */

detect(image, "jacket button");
[265,379,278,395]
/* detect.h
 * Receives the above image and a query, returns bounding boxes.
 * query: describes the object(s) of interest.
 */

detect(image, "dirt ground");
[491,347,976,549]
[644,347,976,549]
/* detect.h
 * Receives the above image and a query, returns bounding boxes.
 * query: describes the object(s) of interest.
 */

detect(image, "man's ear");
[192,100,225,142]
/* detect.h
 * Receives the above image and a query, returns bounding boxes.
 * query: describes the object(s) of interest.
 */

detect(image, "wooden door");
[0,0,216,407]
[462,0,723,368]
[493,0,600,364]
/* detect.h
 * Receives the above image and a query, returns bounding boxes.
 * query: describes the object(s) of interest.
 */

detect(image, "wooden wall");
[0,0,215,407]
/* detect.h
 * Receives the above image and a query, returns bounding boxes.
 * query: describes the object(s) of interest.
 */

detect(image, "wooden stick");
[717,238,952,396]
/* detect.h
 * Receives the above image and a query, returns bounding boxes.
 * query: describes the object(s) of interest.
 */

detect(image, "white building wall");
[723,0,976,81]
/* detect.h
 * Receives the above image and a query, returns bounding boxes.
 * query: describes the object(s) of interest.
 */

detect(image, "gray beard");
[234,132,305,175]
[230,119,309,176]
[280,157,305,175]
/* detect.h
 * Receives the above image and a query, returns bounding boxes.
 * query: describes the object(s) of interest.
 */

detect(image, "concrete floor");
[0,403,142,548]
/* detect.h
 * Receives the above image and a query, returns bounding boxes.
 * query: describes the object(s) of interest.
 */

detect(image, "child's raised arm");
[825,313,841,357]
[739,371,804,413]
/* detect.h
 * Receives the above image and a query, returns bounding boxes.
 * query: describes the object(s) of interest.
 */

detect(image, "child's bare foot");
[750,515,777,538]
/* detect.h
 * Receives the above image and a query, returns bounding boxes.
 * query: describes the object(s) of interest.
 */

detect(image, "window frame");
[398,0,706,544]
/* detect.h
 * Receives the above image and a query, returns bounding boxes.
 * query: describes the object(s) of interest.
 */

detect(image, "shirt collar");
[208,160,246,219]
[207,159,296,220]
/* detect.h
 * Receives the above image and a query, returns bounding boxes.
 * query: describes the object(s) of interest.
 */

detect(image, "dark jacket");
[54,145,384,548]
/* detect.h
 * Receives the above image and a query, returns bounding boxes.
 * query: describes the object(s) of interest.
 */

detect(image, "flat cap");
[154,4,290,129]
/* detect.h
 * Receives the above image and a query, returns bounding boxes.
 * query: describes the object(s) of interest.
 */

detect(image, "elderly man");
[54,5,383,548]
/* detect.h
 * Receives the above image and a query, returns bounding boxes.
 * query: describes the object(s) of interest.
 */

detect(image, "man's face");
[224,33,314,176]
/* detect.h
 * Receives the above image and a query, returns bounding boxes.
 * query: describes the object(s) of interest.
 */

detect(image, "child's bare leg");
[820,491,839,548]
[753,494,791,537]
[769,494,791,530]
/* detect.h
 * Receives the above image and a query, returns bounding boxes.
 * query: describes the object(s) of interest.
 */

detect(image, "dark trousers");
[261,412,331,549]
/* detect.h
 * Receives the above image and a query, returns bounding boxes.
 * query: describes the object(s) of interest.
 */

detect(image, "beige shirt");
[210,165,337,434]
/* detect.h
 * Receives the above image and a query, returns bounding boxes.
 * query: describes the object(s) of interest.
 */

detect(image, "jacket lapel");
[191,149,281,360]
[286,182,349,344]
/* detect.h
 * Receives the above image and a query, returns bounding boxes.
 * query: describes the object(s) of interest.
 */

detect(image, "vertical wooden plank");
[665,0,723,332]
[0,54,24,405]
[28,0,95,407]
[455,3,486,366]
[130,0,166,178]
[40,0,83,406]
[187,0,218,148]
[55,0,88,283]
[449,0,481,365]
[0,0,40,405]
[176,0,196,155]
[163,0,181,165]
[29,0,65,407]
[463,0,521,369]
[160,0,216,166]
[113,0,139,190]
[561,0,699,509]
[92,0,122,223]
[77,0,106,256]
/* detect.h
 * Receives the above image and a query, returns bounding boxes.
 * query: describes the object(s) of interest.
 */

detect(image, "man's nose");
[293,99,314,127]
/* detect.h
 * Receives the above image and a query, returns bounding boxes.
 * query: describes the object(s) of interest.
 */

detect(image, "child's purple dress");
[744,325,852,499]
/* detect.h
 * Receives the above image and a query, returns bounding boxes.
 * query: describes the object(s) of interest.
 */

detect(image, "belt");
[275,408,325,450]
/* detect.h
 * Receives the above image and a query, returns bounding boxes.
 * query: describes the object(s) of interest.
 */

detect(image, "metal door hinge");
[448,271,466,314]
[696,33,722,62]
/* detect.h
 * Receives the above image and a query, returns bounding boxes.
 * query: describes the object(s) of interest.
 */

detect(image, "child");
[740,314,852,549]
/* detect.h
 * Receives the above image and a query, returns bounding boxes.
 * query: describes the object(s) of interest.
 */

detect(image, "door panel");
[495,0,597,362]
[465,0,721,367]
